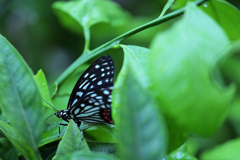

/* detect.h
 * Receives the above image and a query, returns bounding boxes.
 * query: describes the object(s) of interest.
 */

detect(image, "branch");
[56,0,209,85]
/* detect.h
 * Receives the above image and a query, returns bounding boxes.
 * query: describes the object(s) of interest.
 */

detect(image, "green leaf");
[84,124,117,143]
[55,120,90,159]
[166,150,197,160]
[88,142,116,154]
[118,68,168,160]
[221,53,240,85]
[38,122,66,147]
[0,35,43,159]
[0,120,39,160]
[35,69,54,108]
[201,0,240,41]
[112,45,151,125]
[0,137,18,160]
[200,138,240,160]
[52,0,128,32]
[171,0,192,10]
[149,2,235,136]
[58,151,118,160]
[228,97,240,134]
[166,117,189,152]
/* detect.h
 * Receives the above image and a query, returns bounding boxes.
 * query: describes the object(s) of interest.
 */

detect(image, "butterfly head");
[55,110,71,122]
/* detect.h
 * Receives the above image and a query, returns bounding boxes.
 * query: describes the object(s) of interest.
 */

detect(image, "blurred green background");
[0,0,165,82]
[1,0,240,159]
[1,0,237,82]
[0,0,238,80]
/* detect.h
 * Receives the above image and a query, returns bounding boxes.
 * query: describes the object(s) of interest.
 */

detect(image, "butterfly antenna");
[42,98,58,111]
[44,113,56,121]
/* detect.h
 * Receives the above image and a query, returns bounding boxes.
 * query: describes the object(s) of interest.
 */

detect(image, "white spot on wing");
[86,107,99,113]
[101,105,106,108]
[84,106,92,110]
[96,96,103,99]
[97,81,102,85]
[84,73,89,78]
[103,90,109,95]
[77,92,83,97]
[92,78,97,81]
[83,82,90,90]
[79,80,88,88]
[101,73,105,77]
[99,99,103,104]
[101,68,104,72]
[91,93,97,97]
[89,100,93,103]
[85,90,94,96]
[102,62,108,65]
[74,108,80,115]
[95,65,100,69]
[76,112,93,118]
[72,99,78,106]
[84,120,101,123]
[90,74,95,78]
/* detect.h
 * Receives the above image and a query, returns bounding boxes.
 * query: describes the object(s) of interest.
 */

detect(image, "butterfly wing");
[68,86,114,124]
[67,55,114,110]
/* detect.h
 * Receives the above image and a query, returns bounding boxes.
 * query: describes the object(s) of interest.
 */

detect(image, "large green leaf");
[52,0,128,33]
[0,35,43,159]
[118,68,168,160]
[0,120,39,159]
[55,120,90,159]
[88,141,116,154]
[149,3,235,135]
[58,151,118,160]
[201,0,240,41]
[165,150,197,160]
[112,45,187,152]
[0,137,18,160]
[200,138,240,160]
[112,45,151,125]
[84,124,117,143]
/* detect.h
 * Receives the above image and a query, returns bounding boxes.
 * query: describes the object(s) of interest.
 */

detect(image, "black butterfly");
[54,55,114,138]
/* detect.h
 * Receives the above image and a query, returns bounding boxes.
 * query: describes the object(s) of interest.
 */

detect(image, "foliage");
[0,0,240,159]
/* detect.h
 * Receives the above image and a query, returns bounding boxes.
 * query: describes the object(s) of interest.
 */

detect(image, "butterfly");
[54,55,114,139]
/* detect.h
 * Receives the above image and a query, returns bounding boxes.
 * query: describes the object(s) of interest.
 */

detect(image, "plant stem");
[83,27,90,53]
[56,0,209,85]
[159,0,175,17]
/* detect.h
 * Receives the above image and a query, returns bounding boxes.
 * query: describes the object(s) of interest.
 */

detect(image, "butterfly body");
[55,55,114,135]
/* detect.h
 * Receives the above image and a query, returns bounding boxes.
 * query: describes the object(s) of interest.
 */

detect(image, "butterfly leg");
[57,123,68,138]
[76,122,84,140]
